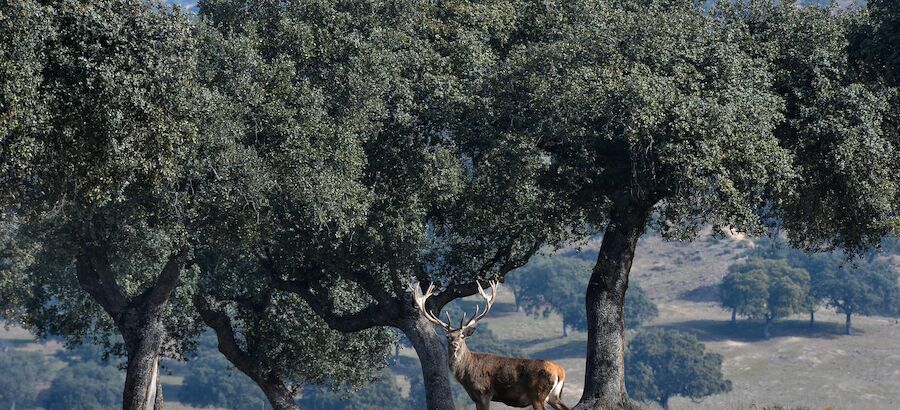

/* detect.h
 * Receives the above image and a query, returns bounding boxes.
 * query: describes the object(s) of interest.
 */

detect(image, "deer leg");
[532,401,546,410]
[548,401,570,410]
[474,398,491,410]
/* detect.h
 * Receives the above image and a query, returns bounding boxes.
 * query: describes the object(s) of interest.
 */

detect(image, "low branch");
[192,294,259,375]
[272,278,389,332]
[429,237,544,312]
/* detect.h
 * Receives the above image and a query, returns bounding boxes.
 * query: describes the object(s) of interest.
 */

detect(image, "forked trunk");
[763,316,773,339]
[574,199,650,410]
[401,315,456,410]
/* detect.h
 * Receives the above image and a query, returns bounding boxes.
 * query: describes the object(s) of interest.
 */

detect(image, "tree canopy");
[720,258,811,338]
[625,329,732,410]
[2,1,899,409]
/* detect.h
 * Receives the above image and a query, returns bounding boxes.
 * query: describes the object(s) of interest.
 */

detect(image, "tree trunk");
[731,308,737,324]
[574,199,650,410]
[400,315,456,410]
[120,311,166,410]
[75,249,187,410]
[513,288,522,313]
[562,320,568,338]
[763,316,772,339]
[845,312,852,335]
[810,310,815,328]
[254,376,297,410]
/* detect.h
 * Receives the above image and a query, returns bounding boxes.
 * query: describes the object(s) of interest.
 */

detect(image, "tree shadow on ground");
[653,319,852,343]
[529,339,586,361]
[512,336,567,350]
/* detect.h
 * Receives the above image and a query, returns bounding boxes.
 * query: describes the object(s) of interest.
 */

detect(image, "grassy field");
[4,232,900,409]
[431,233,900,410]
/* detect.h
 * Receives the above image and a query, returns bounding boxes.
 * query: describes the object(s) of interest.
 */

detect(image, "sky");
[166,0,197,12]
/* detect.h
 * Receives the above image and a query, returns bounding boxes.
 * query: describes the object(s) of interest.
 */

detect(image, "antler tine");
[463,280,499,329]
[412,282,452,330]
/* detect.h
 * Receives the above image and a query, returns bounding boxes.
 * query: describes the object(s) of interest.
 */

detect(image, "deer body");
[414,281,570,410]
[451,348,567,409]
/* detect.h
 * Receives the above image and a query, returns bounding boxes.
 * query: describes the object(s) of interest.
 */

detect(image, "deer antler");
[462,281,498,330]
[411,282,452,330]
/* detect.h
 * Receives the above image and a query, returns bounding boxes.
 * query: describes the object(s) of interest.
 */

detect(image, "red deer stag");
[413,281,570,410]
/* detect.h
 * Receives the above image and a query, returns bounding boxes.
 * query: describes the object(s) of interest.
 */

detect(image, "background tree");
[625,329,732,410]
[515,256,591,337]
[0,349,49,409]
[721,259,811,338]
[514,255,657,335]
[42,362,123,410]
[720,267,769,325]
[625,283,660,330]
[816,261,900,335]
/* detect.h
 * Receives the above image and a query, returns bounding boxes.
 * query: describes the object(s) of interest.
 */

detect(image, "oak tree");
[625,329,732,410]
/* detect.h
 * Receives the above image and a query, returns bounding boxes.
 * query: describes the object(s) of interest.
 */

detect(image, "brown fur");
[447,328,570,410]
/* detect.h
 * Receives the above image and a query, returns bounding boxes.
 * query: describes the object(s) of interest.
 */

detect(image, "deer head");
[412,281,498,357]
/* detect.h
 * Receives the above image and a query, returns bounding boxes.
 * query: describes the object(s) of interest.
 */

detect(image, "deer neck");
[448,341,472,378]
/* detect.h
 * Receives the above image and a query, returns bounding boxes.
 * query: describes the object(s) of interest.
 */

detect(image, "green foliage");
[194,252,396,393]
[625,329,732,409]
[717,0,900,254]
[626,284,660,329]
[817,261,900,320]
[0,349,49,408]
[512,254,657,334]
[720,258,810,336]
[180,349,268,410]
[42,361,123,410]
[746,238,900,332]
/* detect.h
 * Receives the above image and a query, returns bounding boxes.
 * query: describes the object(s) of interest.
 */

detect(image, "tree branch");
[192,294,259,376]
[137,247,189,309]
[75,253,127,317]
[271,278,388,331]
[430,237,544,312]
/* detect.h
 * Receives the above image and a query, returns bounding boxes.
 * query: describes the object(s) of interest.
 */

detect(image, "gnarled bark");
[574,199,650,410]
[75,248,187,410]
[120,311,166,410]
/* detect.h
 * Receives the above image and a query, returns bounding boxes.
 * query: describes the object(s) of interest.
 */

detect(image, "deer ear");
[463,327,476,337]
